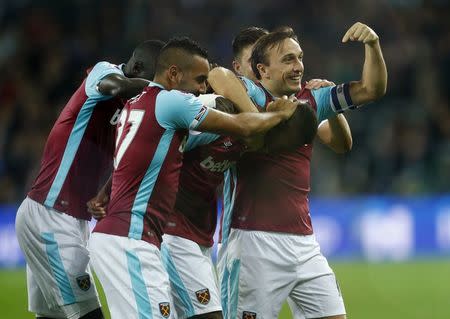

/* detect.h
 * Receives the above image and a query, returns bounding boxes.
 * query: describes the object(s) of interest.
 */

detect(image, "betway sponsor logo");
[199,156,235,173]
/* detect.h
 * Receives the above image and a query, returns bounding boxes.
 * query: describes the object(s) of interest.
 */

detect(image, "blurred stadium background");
[0,0,449,318]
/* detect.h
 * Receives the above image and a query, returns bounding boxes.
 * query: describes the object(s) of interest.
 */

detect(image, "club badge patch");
[242,311,257,319]
[76,275,91,291]
[159,302,171,318]
[195,288,211,305]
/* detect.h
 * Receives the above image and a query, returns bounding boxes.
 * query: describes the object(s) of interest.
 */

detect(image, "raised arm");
[97,74,150,99]
[207,67,259,113]
[343,22,387,105]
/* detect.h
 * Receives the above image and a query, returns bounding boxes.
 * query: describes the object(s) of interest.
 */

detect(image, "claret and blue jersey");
[93,83,210,248]
[28,61,126,220]
[220,77,354,244]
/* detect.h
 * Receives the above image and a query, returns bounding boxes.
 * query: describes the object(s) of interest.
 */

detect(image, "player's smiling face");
[262,38,304,96]
[177,55,210,96]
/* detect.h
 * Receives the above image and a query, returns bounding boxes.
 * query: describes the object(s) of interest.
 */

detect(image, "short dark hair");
[250,27,299,80]
[133,39,165,77]
[232,26,269,59]
[155,37,208,74]
[133,39,165,59]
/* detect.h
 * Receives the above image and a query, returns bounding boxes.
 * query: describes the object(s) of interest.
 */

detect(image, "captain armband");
[330,83,359,113]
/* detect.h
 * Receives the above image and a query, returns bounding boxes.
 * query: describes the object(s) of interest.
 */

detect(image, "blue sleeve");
[85,61,124,99]
[185,132,220,151]
[240,77,267,109]
[155,90,210,130]
[311,86,336,122]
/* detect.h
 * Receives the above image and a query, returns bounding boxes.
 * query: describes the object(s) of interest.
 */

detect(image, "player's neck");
[152,75,169,90]
[260,81,300,99]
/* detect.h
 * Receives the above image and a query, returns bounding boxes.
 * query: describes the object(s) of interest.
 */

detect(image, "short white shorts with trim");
[15,197,100,318]
[222,229,346,319]
[161,234,222,319]
[89,232,173,319]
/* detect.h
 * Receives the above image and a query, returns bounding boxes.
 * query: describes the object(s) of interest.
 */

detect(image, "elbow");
[365,80,387,101]
[208,67,230,93]
[331,135,353,154]
[363,87,385,102]
[338,139,353,154]
[372,85,387,100]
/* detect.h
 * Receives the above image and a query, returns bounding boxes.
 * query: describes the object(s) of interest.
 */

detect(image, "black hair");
[232,26,269,59]
[155,37,208,74]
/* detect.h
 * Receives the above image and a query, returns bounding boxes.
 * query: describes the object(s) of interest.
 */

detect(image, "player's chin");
[285,80,301,93]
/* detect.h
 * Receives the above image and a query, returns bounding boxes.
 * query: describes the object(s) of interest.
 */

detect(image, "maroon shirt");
[93,84,209,248]
[230,85,318,235]
[164,135,244,247]
[28,62,124,220]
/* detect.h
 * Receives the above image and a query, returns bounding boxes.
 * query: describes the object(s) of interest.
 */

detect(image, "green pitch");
[2,261,450,319]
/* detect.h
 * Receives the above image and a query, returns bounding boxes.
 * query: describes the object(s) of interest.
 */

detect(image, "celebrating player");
[15,40,165,319]
[216,23,387,319]
[88,37,299,319]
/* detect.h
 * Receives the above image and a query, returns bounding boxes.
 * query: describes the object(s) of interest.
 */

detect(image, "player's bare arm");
[97,73,150,99]
[343,22,388,105]
[317,114,353,153]
[306,80,353,153]
[197,98,297,138]
[207,67,259,113]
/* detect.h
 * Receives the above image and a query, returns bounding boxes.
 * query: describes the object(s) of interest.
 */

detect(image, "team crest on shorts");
[159,302,171,318]
[195,288,210,305]
[76,275,91,291]
[242,311,257,319]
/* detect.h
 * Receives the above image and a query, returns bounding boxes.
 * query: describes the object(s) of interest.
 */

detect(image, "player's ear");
[232,60,241,75]
[168,65,183,84]
[257,63,268,79]
[131,61,144,77]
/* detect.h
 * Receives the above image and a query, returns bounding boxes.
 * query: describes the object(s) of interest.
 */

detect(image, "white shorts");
[161,234,222,319]
[219,242,306,319]
[222,229,346,319]
[15,197,100,318]
[216,242,229,316]
[89,232,173,319]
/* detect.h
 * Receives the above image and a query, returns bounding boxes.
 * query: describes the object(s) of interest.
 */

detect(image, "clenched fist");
[342,22,379,46]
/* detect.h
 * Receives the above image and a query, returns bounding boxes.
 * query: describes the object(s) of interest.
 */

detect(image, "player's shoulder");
[91,61,122,71]
[86,61,123,82]
[157,89,199,105]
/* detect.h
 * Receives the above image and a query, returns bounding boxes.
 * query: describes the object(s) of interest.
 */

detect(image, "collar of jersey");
[148,81,165,89]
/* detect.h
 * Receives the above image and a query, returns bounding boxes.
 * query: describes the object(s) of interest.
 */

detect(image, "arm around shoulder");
[97,73,150,99]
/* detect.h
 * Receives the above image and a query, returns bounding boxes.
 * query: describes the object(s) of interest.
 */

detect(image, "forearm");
[238,111,287,137]
[342,23,388,105]
[318,115,352,154]
[98,75,150,99]
[360,41,387,99]
[115,78,150,98]
[208,67,258,113]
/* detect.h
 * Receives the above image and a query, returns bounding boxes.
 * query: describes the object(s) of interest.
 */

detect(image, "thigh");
[16,198,99,314]
[225,230,296,319]
[161,235,221,319]
[290,237,346,319]
[89,233,173,319]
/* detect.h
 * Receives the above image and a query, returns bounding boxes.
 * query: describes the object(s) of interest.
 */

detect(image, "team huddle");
[15,22,387,319]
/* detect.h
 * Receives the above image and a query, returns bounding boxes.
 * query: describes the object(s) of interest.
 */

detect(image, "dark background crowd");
[0,0,449,203]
